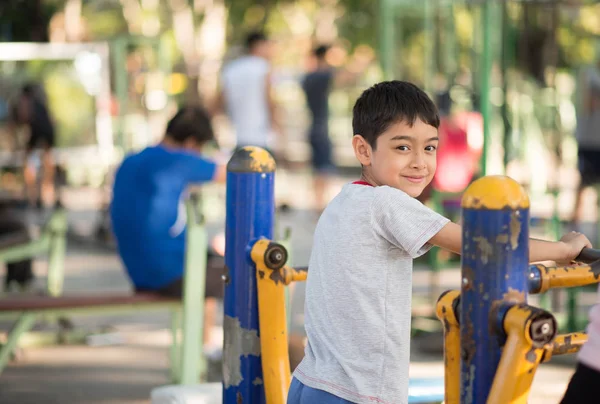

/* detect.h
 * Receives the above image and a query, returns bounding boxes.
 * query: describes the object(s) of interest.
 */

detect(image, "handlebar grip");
[575,248,600,264]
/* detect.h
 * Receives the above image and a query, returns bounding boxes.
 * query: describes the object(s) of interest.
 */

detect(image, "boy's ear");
[352,135,372,166]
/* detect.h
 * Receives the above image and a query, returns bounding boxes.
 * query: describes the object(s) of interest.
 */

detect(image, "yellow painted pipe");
[543,332,588,362]
[281,266,307,285]
[251,239,291,404]
[488,305,555,404]
[435,290,460,404]
[535,263,599,293]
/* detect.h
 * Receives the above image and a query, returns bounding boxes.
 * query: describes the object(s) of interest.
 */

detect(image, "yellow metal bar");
[535,263,600,293]
[435,290,460,404]
[281,266,307,285]
[251,239,291,404]
[543,332,587,362]
[488,305,556,404]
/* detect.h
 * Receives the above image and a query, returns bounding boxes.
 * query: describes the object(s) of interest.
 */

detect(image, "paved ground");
[0,168,597,403]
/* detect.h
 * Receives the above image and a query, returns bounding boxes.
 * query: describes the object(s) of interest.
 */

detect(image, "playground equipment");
[436,175,600,403]
[0,196,208,384]
[213,146,445,404]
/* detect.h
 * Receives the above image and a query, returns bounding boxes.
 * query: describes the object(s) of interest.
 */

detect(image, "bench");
[0,197,209,385]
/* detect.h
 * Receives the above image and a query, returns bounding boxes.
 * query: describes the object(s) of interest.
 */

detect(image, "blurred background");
[0,0,600,403]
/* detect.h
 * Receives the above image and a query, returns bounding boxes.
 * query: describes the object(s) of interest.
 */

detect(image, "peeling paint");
[465,364,476,403]
[496,234,509,244]
[525,348,537,363]
[509,211,521,250]
[503,288,526,304]
[462,304,476,365]
[473,236,492,264]
[223,315,261,388]
[252,377,263,386]
[247,147,276,172]
[463,267,475,291]
[269,267,285,285]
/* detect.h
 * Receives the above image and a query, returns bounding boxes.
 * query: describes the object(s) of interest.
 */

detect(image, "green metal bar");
[443,2,457,82]
[0,313,36,374]
[379,0,395,80]
[170,308,183,384]
[112,37,128,151]
[480,0,494,176]
[423,0,434,94]
[501,1,512,170]
[46,209,68,297]
[180,196,207,385]
[0,238,50,264]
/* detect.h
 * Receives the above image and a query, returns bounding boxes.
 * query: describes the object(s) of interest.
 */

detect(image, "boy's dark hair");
[352,81,440,149]
[166,106,214,145]
[246,31,267,50]
[313,45,330,60]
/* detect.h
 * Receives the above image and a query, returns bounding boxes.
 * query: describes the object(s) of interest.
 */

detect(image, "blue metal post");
[223,146,276,404]
[460,176,530,403]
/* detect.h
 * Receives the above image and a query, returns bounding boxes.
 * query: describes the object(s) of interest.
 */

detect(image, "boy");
[288,81,591,404]
[110,106,226,348]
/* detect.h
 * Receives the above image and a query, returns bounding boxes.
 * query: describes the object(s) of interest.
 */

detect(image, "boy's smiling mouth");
[403,175,426,184]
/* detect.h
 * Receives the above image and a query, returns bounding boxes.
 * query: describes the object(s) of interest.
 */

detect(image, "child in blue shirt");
[110,106,226,346]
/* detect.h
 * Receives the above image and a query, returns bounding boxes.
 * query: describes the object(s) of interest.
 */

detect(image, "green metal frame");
[0,209,68,296]
[0,197,207,384]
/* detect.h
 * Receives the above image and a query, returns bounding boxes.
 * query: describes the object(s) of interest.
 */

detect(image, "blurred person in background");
[301,44,370,211]
[572,59,600,226]
[213,31,283,155]
[110,106,226,357]
[9,83,56,208]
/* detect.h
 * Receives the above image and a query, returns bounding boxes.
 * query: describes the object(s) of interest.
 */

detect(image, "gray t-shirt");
[294,183,449,404]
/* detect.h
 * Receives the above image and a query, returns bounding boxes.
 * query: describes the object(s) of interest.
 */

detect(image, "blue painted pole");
[223,146,276,404]
[460,176,530,403]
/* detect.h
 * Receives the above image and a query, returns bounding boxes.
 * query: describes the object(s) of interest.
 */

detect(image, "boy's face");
[353,119,438,197]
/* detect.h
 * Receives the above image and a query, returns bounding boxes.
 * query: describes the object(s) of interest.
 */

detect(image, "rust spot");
[473,236,493,264]
[589,264,600,280]
[443,317,451,333]
[462,303,476,365]
[525,348,537,363]
[258,270,265,279]
[463,267,475,291]
[552,335,578,355]
[223,265,232,286]
[509,211,522,250]
[237,391,243,404]
[269,268,285,285]
[503,288,526,304]
[496,234,509,244]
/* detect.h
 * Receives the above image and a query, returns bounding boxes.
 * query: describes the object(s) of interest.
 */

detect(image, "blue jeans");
[287,377,354,404]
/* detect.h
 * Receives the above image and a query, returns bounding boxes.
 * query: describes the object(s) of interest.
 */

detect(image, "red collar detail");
[352,180,374,187]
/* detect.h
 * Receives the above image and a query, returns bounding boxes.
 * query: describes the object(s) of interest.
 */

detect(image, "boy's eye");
[425,145,437,152]
[396,145,409,151]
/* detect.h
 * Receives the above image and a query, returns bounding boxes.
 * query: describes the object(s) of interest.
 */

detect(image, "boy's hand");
[557,231,592,265]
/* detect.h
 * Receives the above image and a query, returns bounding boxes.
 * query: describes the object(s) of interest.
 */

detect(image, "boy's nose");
[410,152,427,169]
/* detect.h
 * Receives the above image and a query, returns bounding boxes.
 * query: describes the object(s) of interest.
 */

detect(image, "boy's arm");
[212,164,226,183]
[429,222,591,264]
